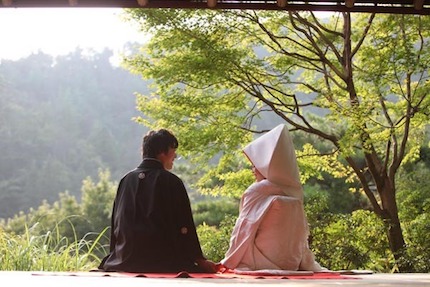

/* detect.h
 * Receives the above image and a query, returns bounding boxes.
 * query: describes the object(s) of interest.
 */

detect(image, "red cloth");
[31,270,358,280]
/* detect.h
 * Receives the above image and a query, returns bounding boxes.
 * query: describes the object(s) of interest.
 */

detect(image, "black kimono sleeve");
[159,172,206,267]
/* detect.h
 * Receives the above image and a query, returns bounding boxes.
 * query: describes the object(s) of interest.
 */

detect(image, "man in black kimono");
[99,129,217,273]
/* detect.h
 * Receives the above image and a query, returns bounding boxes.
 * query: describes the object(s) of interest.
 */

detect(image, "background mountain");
[0,48,149,219]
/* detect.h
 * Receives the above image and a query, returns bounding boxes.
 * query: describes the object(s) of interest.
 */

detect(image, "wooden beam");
[0,0,429,15]
[414,0,425,9]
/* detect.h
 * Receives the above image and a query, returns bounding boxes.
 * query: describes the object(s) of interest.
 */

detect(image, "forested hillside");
[0,48,149,219]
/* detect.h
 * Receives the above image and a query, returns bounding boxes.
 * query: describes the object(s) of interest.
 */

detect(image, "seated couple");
[98,125,324,273]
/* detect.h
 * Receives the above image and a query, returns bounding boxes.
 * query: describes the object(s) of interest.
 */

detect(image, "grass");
[0,223,108,271]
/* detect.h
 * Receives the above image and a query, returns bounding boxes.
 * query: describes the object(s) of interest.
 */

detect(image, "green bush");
[397,163,430,272]
[1,169,115,250]
[310,210,394,272]
[192,198,239,227]
[197,215,237,262]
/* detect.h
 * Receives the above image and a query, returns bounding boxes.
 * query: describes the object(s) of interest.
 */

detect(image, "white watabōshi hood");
[243,124,303,199]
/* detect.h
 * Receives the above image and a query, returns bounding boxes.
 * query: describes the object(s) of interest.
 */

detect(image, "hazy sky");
[0,8,144,61]
[0,8,334,63]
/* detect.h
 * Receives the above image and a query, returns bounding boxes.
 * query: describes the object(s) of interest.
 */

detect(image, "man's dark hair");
[142,129,179,159]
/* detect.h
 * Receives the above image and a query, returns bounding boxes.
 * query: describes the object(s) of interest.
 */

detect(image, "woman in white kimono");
[220,124,324,272]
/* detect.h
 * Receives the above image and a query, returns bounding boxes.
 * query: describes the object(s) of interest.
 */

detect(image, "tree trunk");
[379,179,413,272]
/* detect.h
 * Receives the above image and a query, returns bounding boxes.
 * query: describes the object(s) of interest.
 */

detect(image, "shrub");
[197,215,237,262]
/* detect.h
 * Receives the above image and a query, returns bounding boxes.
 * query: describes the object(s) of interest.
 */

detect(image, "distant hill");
[0,48,149,219]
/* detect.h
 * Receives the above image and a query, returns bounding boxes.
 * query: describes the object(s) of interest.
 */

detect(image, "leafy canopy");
[122,9,430,200]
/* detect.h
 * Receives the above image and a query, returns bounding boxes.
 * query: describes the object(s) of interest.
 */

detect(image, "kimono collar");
[138,158,164,169]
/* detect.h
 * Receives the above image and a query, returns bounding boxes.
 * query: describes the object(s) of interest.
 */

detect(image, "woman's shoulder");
[246,179,284,195]
[250,179,278,188]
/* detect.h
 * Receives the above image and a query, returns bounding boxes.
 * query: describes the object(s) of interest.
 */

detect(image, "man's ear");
[156,151,166,160]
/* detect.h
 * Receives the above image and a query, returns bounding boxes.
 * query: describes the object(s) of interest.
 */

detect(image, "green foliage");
[354,14,430,158]
[122,10,430,206]
[303,185,332,227]
[195,153,255,198]
[81,169,117,234]
[309,209,394,272]
[0,169,117,271]
[396,162,430,272]
[397,161,430,222]
[1,169,116,250]
[192,198,239,227]
[196,215,237,262]
[2,194,85,239]
[304,162,430,273]
[304,189,395,272]
[304,181,370,215]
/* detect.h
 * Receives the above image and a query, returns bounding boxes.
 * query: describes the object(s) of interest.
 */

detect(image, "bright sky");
[0,8,145,61]
[0,8,334,63]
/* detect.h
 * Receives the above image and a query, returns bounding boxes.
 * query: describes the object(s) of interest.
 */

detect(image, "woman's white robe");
[221,124,324,272]
[221,180,323,271]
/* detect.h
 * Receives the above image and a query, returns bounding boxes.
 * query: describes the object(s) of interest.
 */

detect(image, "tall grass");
[0,221,109,271]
